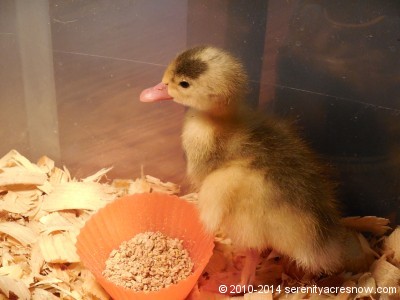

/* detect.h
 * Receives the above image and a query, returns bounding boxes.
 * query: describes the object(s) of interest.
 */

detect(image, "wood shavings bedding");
[0,150,178,299]
[0,149,399,299]
[194,225,400,299]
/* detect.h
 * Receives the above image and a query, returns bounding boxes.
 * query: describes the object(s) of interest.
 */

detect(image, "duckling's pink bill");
[140,82,173,102]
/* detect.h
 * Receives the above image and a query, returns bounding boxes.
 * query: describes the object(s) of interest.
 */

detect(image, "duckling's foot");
[240,248,260,286]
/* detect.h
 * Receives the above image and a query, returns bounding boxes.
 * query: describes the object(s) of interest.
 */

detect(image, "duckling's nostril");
[157,83,167,90]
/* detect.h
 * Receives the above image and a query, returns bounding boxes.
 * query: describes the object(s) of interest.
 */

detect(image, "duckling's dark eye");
[179,81,190,88]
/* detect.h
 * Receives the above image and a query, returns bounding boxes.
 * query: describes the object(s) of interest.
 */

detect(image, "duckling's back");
[183,107,369,274]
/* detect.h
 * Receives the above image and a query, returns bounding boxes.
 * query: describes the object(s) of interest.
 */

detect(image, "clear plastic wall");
[1,0,399,222]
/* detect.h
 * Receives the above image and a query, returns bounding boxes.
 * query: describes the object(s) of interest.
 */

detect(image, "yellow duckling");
[140,46,370,285]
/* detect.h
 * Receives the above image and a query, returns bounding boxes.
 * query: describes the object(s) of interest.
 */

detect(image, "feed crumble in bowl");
[102,231,194,292]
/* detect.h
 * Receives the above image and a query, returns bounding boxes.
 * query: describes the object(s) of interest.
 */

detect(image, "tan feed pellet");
[102,231,194,292]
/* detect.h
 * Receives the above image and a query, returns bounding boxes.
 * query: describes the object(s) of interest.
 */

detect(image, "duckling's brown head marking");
[174,47,208,80]
[162,46,249,113]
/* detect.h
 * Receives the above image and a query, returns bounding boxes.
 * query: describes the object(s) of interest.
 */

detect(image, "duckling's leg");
[240,248,259,285]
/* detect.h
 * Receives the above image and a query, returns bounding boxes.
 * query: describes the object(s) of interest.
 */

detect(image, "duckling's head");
[140,46,248,113]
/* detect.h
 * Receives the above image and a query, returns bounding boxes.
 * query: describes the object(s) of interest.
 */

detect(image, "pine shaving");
[41,182,116,212]
[145,175,181,194]
[0,191,34,214]
[0,276,31,300]
[38,231,80,263]
[0,264,24,279]
[32,288,60,300]
[383,227,400,264]
[0,150,42,172]
[355,272,376,298]
[81,270,110,300]
[0,167,47,186]
[82,167,113,183]
[371,256,400,290]
[0,222,37,245]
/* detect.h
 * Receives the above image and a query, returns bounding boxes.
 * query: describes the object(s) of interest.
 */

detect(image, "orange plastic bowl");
[76,193,214,300]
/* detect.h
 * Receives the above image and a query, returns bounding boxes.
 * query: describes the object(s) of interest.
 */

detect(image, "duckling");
[140,46,371,284]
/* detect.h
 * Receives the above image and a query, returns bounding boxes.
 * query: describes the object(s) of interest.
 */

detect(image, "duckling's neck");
[182,103,252,187]
[191,102,246,121]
